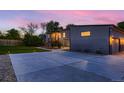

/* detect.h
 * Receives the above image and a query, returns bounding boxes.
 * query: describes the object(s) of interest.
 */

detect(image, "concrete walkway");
[9,51,124,82]
[36,47,66,52]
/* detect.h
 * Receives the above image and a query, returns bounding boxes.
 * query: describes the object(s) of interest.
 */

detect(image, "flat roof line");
[70,24,115,27]
[69,24,124,34]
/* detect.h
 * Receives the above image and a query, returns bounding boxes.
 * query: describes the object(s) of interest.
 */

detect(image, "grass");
[0,46,49,54]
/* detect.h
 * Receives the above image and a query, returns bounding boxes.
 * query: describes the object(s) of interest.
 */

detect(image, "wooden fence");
[0,39,23,46]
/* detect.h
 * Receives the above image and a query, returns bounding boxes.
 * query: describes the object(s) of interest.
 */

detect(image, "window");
[81,31,91,37]
[51,32,62,41]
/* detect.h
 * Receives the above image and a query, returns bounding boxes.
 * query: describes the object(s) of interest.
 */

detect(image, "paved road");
[9,51,124,82]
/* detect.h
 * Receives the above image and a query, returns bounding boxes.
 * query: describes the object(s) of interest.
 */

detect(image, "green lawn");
[0,46,49,54]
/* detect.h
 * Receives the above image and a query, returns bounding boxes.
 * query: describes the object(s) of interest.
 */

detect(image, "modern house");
[67,24,124,54]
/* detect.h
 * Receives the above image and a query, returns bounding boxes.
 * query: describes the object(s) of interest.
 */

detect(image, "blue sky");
[0,10,124,34]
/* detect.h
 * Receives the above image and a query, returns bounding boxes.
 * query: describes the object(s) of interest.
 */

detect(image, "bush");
[23,34,44,46]
[0,35,6,39]
[51,41,62,48]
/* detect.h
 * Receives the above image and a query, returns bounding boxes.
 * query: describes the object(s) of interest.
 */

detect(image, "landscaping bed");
[0,55,17,82]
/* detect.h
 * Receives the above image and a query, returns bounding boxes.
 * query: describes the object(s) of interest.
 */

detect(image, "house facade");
[67,24,124,54]
[45,30,70,48]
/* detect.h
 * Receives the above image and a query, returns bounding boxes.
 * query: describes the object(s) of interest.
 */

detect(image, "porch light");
[110,36,113,45]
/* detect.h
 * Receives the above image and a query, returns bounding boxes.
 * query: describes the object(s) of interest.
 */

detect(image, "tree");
[39,34,46,41]
[19,27,28,35]
[27,23,38,35]
[20,23,38,35]
[46,21,62,34]
[66,24,75,30]
[0,31,2,35]
[40,22,46,34]
[0,31,4,39]
[0,31,2,37]
[117,21,124,29]
[6,28,21,39]
[23,34,43,46]
[58,26,64,32]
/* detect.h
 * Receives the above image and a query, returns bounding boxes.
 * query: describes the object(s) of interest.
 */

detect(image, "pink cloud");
[35,10,124,26]
[36,10,92,15]
[6,16,41,28]
[2,10,124,29]
[8,17,29,27]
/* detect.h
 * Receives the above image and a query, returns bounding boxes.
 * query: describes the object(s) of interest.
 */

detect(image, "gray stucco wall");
[69,25,110,54]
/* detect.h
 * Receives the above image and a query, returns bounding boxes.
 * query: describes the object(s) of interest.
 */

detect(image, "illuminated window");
[120,38,124,45]
[51,32,62,41]
[63,32,66,38]
[81,31,91,37]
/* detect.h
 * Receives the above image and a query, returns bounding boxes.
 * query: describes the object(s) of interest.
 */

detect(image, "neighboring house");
[67,24,124,54]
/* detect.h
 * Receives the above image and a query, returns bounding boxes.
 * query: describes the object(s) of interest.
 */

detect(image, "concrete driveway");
[9,51,124,82]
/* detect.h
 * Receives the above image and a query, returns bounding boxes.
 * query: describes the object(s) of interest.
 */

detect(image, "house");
[67,24,124,54]
[45,30,70,48]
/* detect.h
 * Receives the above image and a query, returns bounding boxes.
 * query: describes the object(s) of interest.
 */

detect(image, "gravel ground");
[0,55,17,82]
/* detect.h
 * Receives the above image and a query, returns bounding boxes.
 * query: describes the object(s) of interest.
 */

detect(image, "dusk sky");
[0,10,124,34]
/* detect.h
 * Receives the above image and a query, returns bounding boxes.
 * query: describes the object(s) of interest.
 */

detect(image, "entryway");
[112,38,120,54]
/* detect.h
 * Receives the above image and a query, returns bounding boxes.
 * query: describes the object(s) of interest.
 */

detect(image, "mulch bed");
[0,55,17,82]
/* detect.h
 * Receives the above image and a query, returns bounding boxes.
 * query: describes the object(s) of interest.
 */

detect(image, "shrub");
[0,35,6,39]
[23,34,44,46]
[39,34,46,42]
